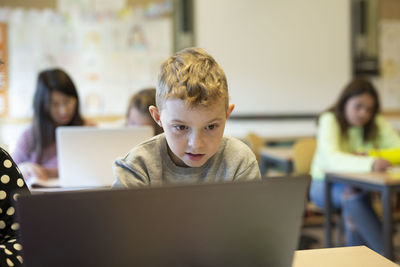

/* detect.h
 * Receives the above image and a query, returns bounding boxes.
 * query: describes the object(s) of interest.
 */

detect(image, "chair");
[292,137,344,246]
[244,132,266,164]
[292,137,316,175]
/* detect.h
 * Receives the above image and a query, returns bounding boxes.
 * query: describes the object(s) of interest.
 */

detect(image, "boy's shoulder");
[215,136,260,180]
[222,135,249,147]
[220,136,255,157]
[123,134,165,162]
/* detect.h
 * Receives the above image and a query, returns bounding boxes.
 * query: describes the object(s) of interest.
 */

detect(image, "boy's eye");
[206,124,217,130]
[174,125,188,131]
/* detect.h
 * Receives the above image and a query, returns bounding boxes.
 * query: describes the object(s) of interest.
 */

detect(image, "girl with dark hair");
[310,78,400,252]
[13,68,94,182]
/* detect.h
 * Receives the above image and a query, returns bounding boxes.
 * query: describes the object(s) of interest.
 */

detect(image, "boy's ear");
[226,104,235,119]
[149,105,162,127]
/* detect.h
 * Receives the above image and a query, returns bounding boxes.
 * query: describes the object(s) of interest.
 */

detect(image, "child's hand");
[372,158,391,172]
[353,152,367,156]
[19,162,49,180]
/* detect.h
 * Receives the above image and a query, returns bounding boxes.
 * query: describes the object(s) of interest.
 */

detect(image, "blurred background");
[0,0,399,150]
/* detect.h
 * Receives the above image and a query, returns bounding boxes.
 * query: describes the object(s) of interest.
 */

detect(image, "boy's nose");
[188,132,204,151]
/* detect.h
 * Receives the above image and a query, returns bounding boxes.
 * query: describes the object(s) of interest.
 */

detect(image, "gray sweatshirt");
[113,134,261,187]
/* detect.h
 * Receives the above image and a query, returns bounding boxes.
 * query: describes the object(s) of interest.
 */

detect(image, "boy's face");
[150,98,234,168]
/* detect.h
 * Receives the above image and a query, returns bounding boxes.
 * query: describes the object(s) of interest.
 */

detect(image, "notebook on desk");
[56,126,153,187]
[16,176,309,267]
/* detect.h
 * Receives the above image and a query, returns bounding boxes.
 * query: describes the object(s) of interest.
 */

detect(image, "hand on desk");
[372,158,391,172]
[19,162,49,181]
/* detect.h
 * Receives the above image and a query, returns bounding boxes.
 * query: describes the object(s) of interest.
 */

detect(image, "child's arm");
[233,160,262,181]
[376,116,400,149]
[0,148,29,266]
[11,127,33,164]
[112,159,149,188]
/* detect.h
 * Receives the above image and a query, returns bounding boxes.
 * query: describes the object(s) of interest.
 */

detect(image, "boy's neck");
[166,144,190,168]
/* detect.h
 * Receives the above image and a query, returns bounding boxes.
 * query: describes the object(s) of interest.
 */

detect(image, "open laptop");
[56,126,153,187]
[16,176,309,267]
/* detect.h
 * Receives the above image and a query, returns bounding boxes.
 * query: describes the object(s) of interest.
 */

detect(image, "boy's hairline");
[156,94,229,111]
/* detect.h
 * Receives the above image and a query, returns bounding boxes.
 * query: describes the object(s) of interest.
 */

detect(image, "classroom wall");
[0,1,172,118]
[380,0,400,20]
[194,0,352,115]
[194,0,400,139]
[0,0,173,149]
[0,0,399,145]
[0,0,167,9]
[376,0,400,111]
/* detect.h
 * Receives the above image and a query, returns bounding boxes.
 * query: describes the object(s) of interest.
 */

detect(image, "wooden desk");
[259,146,293,176]
[292,246,398,267]
[324,171,400,260]
[30,186,111,194]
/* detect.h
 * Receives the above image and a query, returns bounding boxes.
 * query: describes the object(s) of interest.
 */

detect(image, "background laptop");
[16,176,309,267]
[56,126,153,187]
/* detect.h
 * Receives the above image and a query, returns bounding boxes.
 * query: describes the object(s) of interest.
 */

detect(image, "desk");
[259,146,293,176]
[30,186,111,194]
[292,246,398,267]
[324,171,400,260]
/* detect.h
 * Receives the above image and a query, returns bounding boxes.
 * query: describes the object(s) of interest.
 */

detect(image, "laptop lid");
[16,176,309,267]
[56,126,153,187]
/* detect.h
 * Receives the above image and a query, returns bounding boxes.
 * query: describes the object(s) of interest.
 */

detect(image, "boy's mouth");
[185,153,205,161]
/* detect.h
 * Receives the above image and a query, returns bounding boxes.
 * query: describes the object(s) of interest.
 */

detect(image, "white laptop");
[56,126,153,188]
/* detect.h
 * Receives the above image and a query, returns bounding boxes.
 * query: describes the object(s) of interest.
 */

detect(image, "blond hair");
[156,47,228,110]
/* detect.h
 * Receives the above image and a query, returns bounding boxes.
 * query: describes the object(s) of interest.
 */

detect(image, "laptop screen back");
[16,176,309,267]
[56,126,153,187]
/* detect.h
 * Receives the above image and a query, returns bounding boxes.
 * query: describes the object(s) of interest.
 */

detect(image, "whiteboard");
[194,0,352,115]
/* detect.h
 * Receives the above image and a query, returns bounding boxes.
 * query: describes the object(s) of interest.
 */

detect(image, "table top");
[30,186,111,194]
[292,246,398,267]
[259,146,294,160]
[326,169,400,186]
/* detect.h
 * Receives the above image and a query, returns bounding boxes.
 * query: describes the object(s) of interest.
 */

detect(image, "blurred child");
[126,88,163,135]
[310,78,400,252]
[113,47,261,187]
[13,68,94,182]
[0,147,29,266]
[0,59,29,266]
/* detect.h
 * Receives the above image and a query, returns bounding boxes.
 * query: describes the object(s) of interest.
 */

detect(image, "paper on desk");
[387,166,400,179]
[25,177,60,188]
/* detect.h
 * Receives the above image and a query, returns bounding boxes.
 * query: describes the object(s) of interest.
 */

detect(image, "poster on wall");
[0,23,7,117]
[380,21,400,111]
[1,1,172,118]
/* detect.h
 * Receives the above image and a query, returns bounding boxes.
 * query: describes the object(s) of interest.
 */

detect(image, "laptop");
[16,176,309,267]
[56,126,153,187]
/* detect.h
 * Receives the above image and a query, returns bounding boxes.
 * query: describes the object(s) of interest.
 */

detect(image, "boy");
[113,47,261,187]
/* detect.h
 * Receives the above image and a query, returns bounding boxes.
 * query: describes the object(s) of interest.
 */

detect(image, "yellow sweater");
[311,112,400,181]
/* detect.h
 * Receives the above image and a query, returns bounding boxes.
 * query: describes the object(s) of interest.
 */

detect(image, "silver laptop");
[56,126,153,187]
[16,176,309,267]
